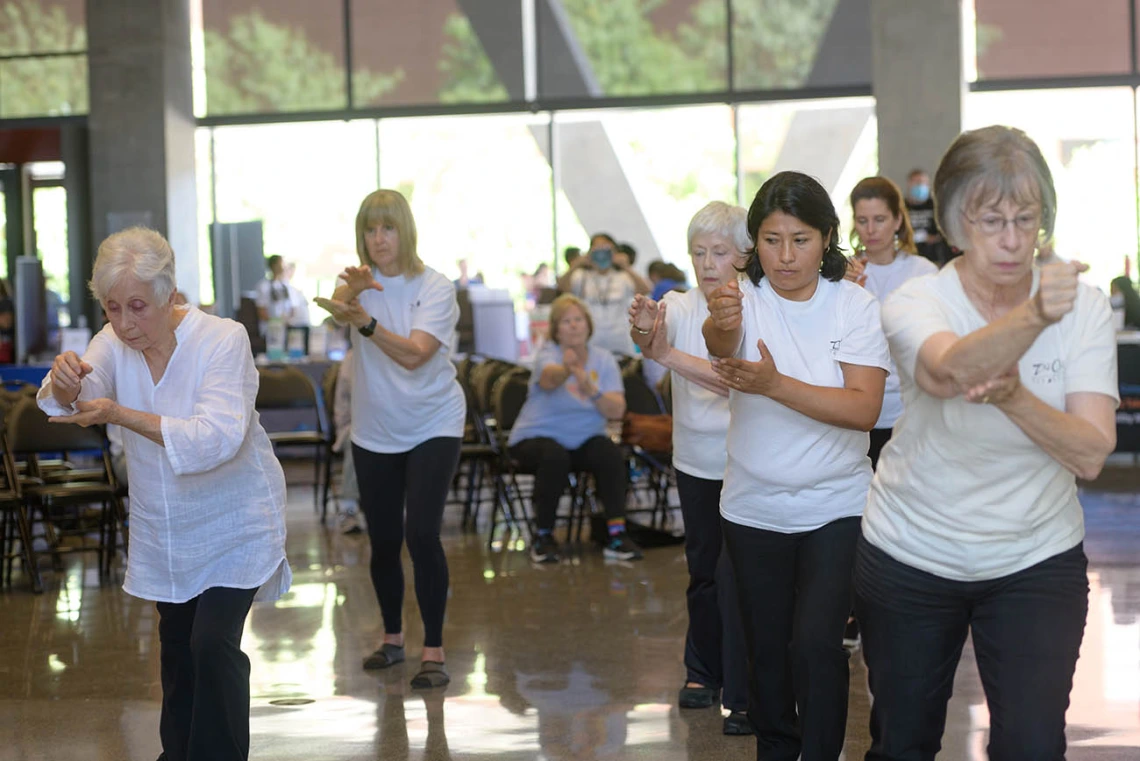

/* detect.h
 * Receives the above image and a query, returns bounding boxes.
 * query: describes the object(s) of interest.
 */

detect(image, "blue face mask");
[911,183,931,203]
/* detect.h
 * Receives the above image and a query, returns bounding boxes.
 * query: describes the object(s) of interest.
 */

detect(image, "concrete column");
[86,0,199,303]
[871,0,964,188]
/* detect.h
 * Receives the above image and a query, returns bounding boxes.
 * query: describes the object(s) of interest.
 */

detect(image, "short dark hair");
[616,242,637,265]
[589,232,617,250]
[647,260,669,278]
[266,254,283,271]
[743,171,847,286]
[908,168,928,181]
[563,246,581,265]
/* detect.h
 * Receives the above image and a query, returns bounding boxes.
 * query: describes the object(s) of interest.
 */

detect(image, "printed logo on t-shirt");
[1030,359,1064,385]
[830,339,842,353]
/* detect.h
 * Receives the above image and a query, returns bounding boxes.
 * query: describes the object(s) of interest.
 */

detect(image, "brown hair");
[354,189,423,276]
[548,294,594,344]
[849,176,918,255]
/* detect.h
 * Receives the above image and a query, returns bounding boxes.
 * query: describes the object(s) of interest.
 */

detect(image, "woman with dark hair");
[704,171,890,760]
[847,176,938,468]
[1111,275,1140,329]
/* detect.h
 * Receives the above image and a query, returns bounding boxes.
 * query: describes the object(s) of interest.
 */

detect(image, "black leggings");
[510,435,627,532]
[352,437,461,648]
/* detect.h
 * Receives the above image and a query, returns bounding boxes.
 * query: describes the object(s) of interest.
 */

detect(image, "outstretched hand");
[50,351,92,398]
[342,265,384,296]
[50,398,118,427]
[964,366,1022,407]
[707,280,743,332]
[313,296,370,329]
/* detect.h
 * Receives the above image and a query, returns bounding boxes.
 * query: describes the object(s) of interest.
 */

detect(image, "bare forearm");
[623,269,651,295]
[112,404,165,447]
[595,392,626,420]
[999,390,1114,480]
[556,270,577,293]
[657,347,728,397]
[539,364,571,390]
[703,318,742,359]
[333,283,363,302]
[51,381,79,409]
[367,326,431,371]
[766,376,881,431]
[938,301,1046,388]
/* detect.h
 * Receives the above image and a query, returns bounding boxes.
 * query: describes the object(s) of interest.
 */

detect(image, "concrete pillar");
[86,0,199,304]
[870,0,964,188]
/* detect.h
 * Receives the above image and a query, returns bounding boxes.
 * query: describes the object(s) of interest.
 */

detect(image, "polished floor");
[2,464,1139,760]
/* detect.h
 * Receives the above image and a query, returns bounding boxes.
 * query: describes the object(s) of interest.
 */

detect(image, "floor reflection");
[1,473,1138,760]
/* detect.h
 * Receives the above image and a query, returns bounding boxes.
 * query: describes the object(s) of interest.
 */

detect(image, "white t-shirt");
[864,264,1119,581]
[569,268,638,355]
[255,278,293,321]
[862,252,939,428]
[350,266,466,453]
[721,277,891,533]
[662,287,730,480]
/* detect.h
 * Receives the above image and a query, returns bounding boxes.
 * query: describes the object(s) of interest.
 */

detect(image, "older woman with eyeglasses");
[855,126,1119,760]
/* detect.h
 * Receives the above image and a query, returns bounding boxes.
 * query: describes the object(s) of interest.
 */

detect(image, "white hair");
[89,227,177,305]
[687,201,752,253]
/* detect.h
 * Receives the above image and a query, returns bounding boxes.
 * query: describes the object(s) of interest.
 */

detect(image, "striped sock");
[607,518,626,537]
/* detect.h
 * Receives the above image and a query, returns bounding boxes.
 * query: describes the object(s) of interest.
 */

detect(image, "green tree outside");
[0,0,87,118]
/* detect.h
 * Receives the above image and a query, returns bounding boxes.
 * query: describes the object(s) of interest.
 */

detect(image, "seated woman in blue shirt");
[508,294,642,564]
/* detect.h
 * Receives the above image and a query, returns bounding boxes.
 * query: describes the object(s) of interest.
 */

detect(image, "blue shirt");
[508,342,623,450]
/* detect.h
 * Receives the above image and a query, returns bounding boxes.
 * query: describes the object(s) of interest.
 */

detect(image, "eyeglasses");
[963,212,1040,237]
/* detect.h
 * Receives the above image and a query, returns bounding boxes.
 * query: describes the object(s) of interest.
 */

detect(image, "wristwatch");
[358,317,377,337]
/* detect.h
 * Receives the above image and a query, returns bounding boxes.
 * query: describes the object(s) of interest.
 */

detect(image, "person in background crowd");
[563,246,581,269]
[255,254,295,326]
[906,168,953,266]
[283,262,310,327]
[704,171,889,760]
[333,348,361,534]
[856,125,1118,760]
[1111,275,1140,330]
[508,294,643,563]
[314,189,465,690]
[39,227,291,761]
[453,258,484,289]
[846,176,938,469]
[558,233,651,355]
[628,201,753,735]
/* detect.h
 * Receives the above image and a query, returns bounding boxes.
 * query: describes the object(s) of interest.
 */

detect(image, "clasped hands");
[47,351,120,426]
[313,266,382,329]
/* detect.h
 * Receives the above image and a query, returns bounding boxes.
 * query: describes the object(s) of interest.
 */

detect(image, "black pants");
[157,586,259,761]
[510,435,627,532]
[353,437,462,648]
[854,537,1088,761]
[675,470,747,711]
[868,427,892,471]
[722,516,861,761]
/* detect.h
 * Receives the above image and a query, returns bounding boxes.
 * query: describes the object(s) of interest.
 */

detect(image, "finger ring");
[982,395,991,404]
[736,376,742,383]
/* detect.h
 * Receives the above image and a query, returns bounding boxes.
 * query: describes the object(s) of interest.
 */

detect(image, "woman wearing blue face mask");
[906,168,952,267]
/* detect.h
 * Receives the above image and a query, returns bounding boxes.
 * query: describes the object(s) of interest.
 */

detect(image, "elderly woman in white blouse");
[39,227,291,761]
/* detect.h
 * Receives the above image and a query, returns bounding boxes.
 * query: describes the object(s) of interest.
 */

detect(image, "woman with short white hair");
[856,126,1119,759]
[628,201,752,734]
[39,227,291,761]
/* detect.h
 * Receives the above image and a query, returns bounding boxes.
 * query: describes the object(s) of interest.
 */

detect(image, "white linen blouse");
[38,306,292,604]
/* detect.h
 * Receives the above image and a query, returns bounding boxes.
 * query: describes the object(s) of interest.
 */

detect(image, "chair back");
[490,370,530,438]
[470,359,521,416]
[622,366,664,416]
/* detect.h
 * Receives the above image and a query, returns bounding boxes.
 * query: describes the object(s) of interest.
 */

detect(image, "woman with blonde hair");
[315,189,465,689]
[508,294,642,563]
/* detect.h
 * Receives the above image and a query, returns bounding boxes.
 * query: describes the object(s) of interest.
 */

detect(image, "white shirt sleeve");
[36,327,117,417]
[882,278,954,378]
[1065,286,1120,403]
[254,279,271,309]
[568,269,587,298]
[834,287,892,373]
[161,328,258,476]
[411,275,460,346]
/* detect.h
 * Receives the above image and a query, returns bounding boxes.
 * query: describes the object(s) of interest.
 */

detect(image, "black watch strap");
[358,317,377,337]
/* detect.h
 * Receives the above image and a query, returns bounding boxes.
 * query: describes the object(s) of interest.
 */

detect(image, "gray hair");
[687,201,752,253]
[89,227,177,306]
[934,125,1057,250]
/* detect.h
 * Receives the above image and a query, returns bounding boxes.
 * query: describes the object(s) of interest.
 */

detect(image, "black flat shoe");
[363,643,405,670]
[723,710,755,735]
[678,684,718,709]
